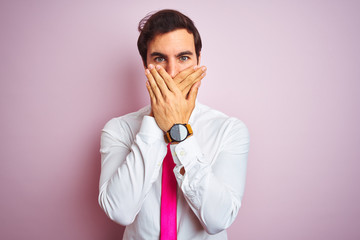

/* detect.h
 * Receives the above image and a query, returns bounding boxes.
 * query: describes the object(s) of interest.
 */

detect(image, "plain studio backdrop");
[1,0,359,239]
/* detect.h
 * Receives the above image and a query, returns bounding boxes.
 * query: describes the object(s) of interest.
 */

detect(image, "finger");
[180,66,206,89]
[145,80,156,103]
[187,80,201,103]
[173,65,198,84]
[177,66,206,94]
[145,68,162,100]
[182,71,206,96]
[155,65,178,93]
[148,64,169,95]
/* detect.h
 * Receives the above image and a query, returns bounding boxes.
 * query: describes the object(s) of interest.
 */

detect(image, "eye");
[155,57,165,63]
[179,56,189,62]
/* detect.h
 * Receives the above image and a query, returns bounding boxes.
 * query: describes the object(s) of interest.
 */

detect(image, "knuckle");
[164,96,171,104]
[174,89,182,96]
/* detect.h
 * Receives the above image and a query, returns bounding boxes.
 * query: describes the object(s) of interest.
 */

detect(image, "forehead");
[147,29,195,54]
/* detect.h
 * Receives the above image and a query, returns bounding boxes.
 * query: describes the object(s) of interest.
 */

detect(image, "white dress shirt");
[98,102,250,240]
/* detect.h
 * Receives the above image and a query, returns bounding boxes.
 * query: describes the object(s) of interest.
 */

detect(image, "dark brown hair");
[137,9,202,66]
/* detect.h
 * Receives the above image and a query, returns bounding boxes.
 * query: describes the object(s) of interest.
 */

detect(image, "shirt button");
[180,151,186,156]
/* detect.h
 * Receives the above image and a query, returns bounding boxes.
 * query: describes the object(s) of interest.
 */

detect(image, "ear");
[197,52,201,65]
[142,59,147,69]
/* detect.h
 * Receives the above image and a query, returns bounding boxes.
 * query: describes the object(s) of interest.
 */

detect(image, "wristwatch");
[165,124,193,143]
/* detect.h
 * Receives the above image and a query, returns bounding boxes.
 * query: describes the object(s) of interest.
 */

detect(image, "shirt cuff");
[138,116,164,142]
[174,136,204,169]
[171,136,210,210]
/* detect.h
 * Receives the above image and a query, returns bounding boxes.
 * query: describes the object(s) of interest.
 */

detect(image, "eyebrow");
[150,51,194,58]
[150,52,167,58]
[176,51,194,57]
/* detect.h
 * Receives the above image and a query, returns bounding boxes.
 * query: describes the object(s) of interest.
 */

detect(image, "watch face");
[170,124,188,142]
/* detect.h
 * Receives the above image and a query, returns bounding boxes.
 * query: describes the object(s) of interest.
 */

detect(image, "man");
[98,9,249,240]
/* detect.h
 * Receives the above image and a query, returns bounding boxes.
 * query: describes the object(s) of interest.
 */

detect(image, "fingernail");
[145,69,150,75]
[194,65,198,70]
[202,66,206,72]
[156,65,161,70]
[148,64,154,70]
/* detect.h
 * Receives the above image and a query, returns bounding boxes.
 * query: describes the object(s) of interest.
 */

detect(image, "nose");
[165,59,178,78]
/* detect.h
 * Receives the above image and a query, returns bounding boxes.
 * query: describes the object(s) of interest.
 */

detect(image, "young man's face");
[146,29,199,78]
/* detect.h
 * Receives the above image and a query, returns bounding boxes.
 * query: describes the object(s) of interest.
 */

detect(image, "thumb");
[187,81,201,102]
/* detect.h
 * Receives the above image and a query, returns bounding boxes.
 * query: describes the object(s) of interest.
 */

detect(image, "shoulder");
[195,102,249,147]
[102,105,151,137]
[196,102,248,131]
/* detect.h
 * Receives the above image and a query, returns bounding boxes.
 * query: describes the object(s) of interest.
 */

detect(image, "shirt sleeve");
[171,118,250,235]
[98,116,166,226]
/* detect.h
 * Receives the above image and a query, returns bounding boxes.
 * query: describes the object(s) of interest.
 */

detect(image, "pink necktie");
[160,143,177,240]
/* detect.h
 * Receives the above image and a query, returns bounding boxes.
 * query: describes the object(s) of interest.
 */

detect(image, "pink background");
[1,1,360,239]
